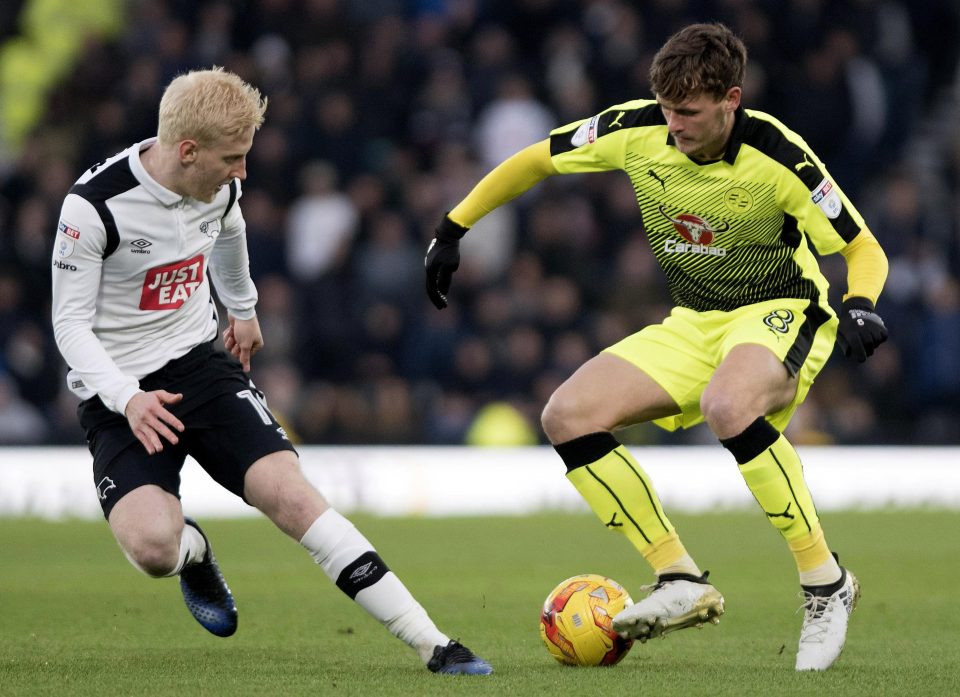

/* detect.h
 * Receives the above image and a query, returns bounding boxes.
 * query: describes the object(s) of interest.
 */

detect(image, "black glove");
[836,297,888,363]
[425,215,468,309]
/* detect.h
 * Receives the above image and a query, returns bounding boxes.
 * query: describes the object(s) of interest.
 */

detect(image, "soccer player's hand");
[425,215,468,309]
[223,315,263,372]
[125,390,184,455]
[836,297,888,363]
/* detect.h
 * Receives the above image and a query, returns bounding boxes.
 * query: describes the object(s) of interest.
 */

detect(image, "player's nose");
[231,158,247,181]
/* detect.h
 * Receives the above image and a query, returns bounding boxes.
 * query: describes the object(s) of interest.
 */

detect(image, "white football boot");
[612,572,724,642]
[795,568,860,671]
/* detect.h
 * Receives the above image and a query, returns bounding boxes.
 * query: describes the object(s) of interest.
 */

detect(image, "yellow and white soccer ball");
[539,573,634,666]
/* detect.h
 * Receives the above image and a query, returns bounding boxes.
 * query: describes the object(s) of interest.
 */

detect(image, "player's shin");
[721,417,841,585]
[555,432,700,577]
[300,508,449,662]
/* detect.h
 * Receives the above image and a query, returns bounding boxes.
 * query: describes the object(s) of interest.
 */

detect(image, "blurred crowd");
[1,0,959,446]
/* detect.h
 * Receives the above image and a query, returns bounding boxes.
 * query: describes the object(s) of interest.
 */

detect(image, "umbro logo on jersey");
[130,238,152,254]
[52,259,78,271]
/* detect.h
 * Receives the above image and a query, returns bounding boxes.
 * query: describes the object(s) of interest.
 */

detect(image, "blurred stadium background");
[1,0,959,452]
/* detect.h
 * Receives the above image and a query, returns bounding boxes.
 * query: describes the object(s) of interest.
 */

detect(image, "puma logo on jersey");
[794,153,814,172]
[140,254,205,310]
[648,169,668,191]
[609,111,625,128]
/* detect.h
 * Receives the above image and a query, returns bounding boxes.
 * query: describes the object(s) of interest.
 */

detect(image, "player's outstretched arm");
[837,229,889,362]
[424,139,557,309]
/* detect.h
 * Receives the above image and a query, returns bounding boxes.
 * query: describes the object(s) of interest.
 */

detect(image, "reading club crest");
[658,204,728,245]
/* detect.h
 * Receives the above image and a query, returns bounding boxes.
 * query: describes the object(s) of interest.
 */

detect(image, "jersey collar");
[130,138,185,207]
[722,106,747,164]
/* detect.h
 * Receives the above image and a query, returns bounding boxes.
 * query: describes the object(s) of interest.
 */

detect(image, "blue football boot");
[179,518,238,637]
[427,640,493,675]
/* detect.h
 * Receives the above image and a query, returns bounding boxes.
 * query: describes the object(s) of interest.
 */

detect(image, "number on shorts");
[236,387,273,425]
[763,309,795,334]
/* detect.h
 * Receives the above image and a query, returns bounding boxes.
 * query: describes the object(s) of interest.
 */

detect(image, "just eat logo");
[140,254,205,310]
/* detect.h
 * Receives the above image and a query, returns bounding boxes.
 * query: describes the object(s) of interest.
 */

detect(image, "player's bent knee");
[700,390,759,438]
[123,538,181,577]
[542,389,590,443]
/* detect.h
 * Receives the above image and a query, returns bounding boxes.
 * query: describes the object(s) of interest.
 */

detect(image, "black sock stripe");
[769,448,814,533]
[584,465,652,544]
[554,432,620,472]
[612,449,671,534]
[720,416,779,464]
[335,551,390,600]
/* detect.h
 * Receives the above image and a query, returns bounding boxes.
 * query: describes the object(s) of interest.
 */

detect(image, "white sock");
[153,523,206,578]
[798,555,843,588]
[300,509,449,662]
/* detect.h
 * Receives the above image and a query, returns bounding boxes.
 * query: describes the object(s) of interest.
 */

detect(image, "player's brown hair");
[157,67,267,146]
[649,23,747,103]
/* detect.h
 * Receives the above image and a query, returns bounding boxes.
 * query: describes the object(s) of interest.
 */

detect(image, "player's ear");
[178,139,200,164]
[724,87,742,113]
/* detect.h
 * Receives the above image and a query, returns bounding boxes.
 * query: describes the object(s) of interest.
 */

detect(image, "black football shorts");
[78,341,297,518]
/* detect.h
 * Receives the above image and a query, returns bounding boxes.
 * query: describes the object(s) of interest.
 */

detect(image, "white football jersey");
[51,139,258,414]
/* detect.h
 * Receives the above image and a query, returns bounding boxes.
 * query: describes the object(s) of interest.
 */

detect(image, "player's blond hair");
[157,67,267,146]
[649,23,747,103]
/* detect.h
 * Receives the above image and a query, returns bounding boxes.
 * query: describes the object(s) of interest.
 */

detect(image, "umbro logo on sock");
[350,561,377,581]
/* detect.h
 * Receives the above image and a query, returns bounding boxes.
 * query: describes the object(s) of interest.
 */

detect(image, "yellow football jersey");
[549,100,865,312]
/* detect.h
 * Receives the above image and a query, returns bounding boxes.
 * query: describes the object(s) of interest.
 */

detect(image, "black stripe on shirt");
[550,103,665,157]
[224,179,238,218]
[68,159,139,259]
[740,116,861,243]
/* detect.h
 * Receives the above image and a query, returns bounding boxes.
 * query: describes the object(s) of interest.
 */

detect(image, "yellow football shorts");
[604,298,838,433]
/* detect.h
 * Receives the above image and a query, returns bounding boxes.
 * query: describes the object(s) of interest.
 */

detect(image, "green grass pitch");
[2,510,958,696]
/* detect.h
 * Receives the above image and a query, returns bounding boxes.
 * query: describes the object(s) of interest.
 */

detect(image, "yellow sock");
[556,432,697,576]
[790,527,842,586]
[721,418,839,584]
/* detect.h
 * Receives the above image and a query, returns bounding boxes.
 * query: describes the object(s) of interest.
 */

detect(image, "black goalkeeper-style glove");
[425,215,469,309]
[836,297,888,363]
